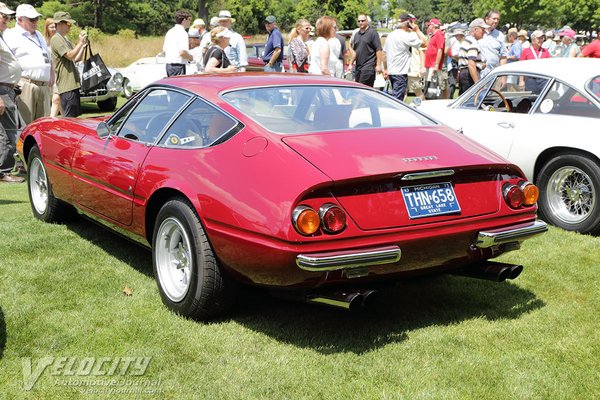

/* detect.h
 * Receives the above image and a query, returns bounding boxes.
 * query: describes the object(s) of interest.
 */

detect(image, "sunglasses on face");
[0,13,12,21]
[358,19,366,22]
[26,17,39,23]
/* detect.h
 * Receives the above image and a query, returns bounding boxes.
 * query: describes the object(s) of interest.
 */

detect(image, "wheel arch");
[22,135,40,165]
[144,187,199,244]
[534,147,600,184]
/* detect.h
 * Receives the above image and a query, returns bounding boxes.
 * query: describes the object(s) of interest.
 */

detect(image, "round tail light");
[292,206,320,235]
[503,184,524,209]
[519,181,539,206]
[319,204,347,234]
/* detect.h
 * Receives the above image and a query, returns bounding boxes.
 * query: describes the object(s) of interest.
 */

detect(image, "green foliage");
[36,0,600,37]
[117,29,137,39]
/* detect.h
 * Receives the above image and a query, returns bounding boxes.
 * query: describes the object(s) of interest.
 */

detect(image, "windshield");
[222,86,435,134]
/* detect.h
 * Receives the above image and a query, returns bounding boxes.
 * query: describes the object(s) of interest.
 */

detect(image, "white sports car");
[417,58,600,234]
[117,53,198,98]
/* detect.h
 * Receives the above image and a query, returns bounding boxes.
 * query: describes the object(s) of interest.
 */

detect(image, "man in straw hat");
[0,2,24,182]
[50,11,88,118]
[218,10,247,71]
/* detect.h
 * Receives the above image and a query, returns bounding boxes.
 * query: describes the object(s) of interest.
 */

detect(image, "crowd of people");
[1,4,599,184]
[0,2,88,182]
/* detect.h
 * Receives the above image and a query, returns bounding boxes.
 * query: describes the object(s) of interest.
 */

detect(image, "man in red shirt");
[520,30,551,61]
[580,27,600,58]
[424,18,446,98]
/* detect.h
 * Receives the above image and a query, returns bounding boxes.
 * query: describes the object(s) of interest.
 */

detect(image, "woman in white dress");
[308,16,337,76]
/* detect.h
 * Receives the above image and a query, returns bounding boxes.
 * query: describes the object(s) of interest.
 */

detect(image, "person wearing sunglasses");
[50,11,88,118]
[348,14,382,87]
[4,4,53,125]
[0,2,24,183]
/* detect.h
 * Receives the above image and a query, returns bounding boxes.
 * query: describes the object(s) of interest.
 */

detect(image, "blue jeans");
[389,74,408,101]
[264,61,282,72]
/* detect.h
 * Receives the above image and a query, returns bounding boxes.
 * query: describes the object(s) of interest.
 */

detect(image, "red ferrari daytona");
[17,73,547,319]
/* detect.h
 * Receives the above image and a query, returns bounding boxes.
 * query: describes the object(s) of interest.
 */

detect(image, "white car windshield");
[222,86,435,134]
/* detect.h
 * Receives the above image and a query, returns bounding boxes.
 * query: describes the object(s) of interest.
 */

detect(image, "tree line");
[7,0,599,36]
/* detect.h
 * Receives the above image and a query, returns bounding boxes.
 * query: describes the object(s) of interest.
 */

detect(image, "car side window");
[114,89,190,144]
[460,74,550,114]
[159,98,238,148]
[538,80,600,119]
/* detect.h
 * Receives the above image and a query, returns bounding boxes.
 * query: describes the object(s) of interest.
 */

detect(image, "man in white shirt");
[382,14,425,101]
[4,4,52,124]
[0,2,24,182]
[218,10,247,71]
[163,10,192,77]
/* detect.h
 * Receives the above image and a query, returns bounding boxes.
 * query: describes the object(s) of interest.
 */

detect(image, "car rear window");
[222,86,435,134]
[586,75,600,103]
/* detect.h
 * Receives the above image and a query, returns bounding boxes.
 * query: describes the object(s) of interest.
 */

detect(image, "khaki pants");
[18,78,52,125]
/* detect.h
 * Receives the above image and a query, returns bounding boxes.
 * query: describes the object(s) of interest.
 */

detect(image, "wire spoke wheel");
[547,166,595,224]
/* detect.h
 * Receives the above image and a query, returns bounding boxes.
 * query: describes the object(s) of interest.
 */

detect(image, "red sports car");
[17,73,547,319]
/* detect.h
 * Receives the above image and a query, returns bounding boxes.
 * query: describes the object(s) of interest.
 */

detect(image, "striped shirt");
[458,35,485,71]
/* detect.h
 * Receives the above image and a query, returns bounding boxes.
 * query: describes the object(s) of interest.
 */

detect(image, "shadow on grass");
[66,217,153,278]
[0,199,27,206]
[231,275,544,355]
[0,307,6,360]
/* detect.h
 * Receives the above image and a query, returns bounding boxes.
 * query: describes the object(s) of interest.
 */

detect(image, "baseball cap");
[53,11,76,25]
[399,13,416,22]
[215,27,233,38]
[16,4,42,19]
[469,18,490,29]
[427,18,441,26]
[530,30,545,40]
[264,15,276,24]
[518,29,528,38]
[0,3,15,15]
[188,28,201,38]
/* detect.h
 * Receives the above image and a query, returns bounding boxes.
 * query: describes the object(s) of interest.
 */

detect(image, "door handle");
[497,122,514,129]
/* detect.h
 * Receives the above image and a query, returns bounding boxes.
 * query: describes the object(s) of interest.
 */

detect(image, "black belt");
[0,82,15,88]
[167,63,185,66]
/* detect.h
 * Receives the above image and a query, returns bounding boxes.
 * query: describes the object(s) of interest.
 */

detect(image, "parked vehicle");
[77,64,124,111]
[18,73,546,319]
[416,58,600,234]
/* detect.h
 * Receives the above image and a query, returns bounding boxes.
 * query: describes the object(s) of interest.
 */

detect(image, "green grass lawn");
[1,183,599,399]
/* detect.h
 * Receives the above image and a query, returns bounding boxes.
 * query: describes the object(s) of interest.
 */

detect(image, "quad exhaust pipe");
[452,261,523,282]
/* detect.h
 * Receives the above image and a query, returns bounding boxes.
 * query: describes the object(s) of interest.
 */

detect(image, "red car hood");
[281,126,508,181]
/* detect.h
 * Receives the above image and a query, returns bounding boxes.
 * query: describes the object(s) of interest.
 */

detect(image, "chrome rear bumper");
[296,245,401,271]
[475,220,548,248]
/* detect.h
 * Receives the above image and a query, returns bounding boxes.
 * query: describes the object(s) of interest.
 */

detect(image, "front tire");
[97,97,117,111]
[27,145,70,222]
[152,197,235,319]
[122,78,133,99]
[537,154,600,234]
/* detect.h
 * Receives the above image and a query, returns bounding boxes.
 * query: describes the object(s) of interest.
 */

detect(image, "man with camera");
[50,11,87,118]
[382,13,426,101]
[0,2,24,183]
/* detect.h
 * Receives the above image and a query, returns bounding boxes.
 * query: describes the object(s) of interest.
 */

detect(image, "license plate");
[401,182,461,219]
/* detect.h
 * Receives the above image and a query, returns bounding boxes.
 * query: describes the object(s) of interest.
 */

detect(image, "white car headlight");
[108,72,123,90]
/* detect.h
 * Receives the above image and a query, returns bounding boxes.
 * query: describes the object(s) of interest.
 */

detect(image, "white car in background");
[416,58,600,234]
[117,53,198,98]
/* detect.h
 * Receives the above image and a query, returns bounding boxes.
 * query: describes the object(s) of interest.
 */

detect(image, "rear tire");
[152,197,235,320]
[537,154,600,234]
[27,145,71,222]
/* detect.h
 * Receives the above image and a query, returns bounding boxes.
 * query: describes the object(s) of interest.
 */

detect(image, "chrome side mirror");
[97,121,110,138]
